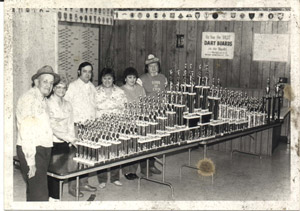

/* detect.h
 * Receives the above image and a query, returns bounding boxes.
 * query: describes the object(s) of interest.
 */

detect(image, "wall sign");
[201,32,235,59]
[253,34,289,62]
[176,34,184,48]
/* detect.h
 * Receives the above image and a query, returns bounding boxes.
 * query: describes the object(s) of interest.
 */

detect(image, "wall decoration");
[12,8,114,25]
[113,8,290,21]
[201,32,235,59]
[56,8,113,25]
[58,23,99,85]
[253,34,289,62]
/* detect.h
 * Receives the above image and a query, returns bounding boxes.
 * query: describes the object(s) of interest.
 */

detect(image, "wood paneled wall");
[98,20,290,89]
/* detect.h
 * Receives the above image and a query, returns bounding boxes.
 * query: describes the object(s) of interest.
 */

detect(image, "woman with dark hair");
[95,68,126,116]
[121,67,146,104]
[121,67,146,180]
[139,54,168,176]
[96,67,127,188]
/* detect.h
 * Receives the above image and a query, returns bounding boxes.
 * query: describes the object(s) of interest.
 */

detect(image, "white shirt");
[95,85,127,117]
[64,78,97,123]
[47,95,75,143]
[16,87,53,166]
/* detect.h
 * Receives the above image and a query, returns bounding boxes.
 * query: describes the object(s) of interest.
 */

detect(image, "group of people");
[16,54,168,201]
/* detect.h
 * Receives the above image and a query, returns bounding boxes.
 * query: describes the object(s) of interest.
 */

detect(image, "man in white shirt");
[64,62,97,192]
[16,65,60,201]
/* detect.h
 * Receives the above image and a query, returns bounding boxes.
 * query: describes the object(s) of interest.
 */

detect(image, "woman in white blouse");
[47,76,83,198]
[95,68,127,188]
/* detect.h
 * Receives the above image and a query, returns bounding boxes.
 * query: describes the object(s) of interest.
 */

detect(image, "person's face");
[148,63,159,76]
[53,83,67,98]
[102,74,113,88]
[125,75,137,86]
[36,74,54,97]
[79,65,92,83]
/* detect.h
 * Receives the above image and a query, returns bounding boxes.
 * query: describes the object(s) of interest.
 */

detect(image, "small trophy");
[198,64,202,86]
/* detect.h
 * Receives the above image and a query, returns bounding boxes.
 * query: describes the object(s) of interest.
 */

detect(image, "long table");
[14,121,283,201]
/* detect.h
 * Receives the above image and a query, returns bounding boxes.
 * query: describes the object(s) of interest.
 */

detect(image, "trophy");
[195,64,203,109]
[187,67,196,113]
[264,78,272,123]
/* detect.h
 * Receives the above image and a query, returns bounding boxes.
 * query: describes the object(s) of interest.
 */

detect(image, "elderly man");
[64,61,97,192]
[16,65,60,201]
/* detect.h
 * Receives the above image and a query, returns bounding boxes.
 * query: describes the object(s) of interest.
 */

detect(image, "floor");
[13,142,291,201]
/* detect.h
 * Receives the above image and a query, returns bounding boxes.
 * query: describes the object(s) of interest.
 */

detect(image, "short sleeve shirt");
[139,73,167,98]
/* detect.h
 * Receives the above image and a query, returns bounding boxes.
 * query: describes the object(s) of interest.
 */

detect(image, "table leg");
[139,154,174,199]
[59,180,63,200]
[76,176,79,201]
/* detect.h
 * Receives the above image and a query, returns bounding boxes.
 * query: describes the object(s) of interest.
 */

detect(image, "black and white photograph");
[3,0,300,210]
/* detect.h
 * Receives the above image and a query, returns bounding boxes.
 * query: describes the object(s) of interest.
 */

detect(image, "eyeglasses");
[55,85,67,90]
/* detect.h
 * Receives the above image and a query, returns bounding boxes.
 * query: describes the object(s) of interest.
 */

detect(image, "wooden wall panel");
[276,21,289,81]
[186,20,197,82]
[152,21,162,65]
[206,21,216,84]
[250,133,256,154]
[226,21,235,87]
[127,21,136,68]
[177,20,188,83]
[250,22,261,89]
[115,20,127,83]
[213,21,230,87]
[260,22,273,90]
[231,22,243,88]
[195,21,204,78]
[104,20,291,91]
[240,21,253,89]
[145,21,154,57]
[166,21,177,81]
[136,21,146,75]
[161,21,168,77]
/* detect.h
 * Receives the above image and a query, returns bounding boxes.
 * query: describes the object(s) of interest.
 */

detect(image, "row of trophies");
[74,64,283,166]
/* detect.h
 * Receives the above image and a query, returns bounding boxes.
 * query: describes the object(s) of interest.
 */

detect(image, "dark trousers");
[17,145,52,201]
[97,167,120,183]
[140,157,155,172]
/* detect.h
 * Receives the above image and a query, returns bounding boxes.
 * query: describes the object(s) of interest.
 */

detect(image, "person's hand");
[28,165,36,179]
[136,78,143,86]
[66,136,78,148]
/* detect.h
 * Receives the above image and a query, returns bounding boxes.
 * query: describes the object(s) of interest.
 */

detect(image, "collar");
[49,94,65,106]
[148,72,159,77]
[98,84,117,91]
[77,78,90,87]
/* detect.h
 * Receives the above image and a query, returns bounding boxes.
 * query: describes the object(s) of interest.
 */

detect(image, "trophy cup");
[265,78,272,123]
[201,64,210,110]
[195,64,203,109]
[187,68,196,113]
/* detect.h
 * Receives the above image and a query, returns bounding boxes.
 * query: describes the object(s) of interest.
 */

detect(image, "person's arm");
[52,129,77,144]
[64,83,73,103]
[67,102,78,146]
[164,76,168,88]
[141,85,147,98]
[16,95,38,178]
[115,88,127,110]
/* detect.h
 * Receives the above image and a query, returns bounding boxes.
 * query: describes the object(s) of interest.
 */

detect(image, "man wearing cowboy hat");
[139,54,168,175]
[16,65,60,201]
